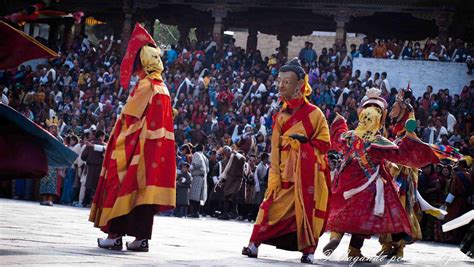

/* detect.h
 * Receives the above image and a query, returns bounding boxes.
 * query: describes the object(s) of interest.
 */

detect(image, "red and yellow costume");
[89,24,176,232]
[378,91,447,257]
[249,74,331,253]
[326,100,439,239]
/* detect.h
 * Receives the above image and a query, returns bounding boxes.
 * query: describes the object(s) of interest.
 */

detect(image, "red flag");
[0,20,58,70]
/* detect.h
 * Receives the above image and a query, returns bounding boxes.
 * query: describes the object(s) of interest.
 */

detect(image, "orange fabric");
[373,44,387,58]
[89,79,176,229]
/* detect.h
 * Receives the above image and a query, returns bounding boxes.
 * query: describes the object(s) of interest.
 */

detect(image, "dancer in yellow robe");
[242,58,331,264]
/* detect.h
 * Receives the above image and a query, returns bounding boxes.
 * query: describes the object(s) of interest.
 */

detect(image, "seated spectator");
[373,40,388,58]
[401,41,414,59]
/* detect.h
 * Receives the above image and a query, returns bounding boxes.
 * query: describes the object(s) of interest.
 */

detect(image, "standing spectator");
[217,146,246,220]
[422,119,437,144]
[374,72,381,88]
[238,124,257,155]
[204,150,218,216]
[301,42,317,64]
[298,42,310,63]
[242,154,258,221]
[167,45,178,67]
[60,135,79,205]
[435,117,449,144]
[81,130,106,207]
[443,159,473,243]
[250,153,269,216]
[349,44,361,58]
[318,48,330,71]
[419,164,441,241]
[401,42,414,59]
[360,71,373,88]
[175,162,192,218]
[380,72,390,96]
[208,150,226,217]
[413,42,424,60]
[443,109,457,134]
[39,118,63,206]
[358,37,371,57]
[189,144,209,218]
[373,40,388,58]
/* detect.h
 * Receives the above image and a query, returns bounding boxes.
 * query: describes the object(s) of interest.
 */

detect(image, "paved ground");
[0,198,472,266]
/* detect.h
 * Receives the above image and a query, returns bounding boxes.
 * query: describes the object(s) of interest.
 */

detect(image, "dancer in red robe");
[325,88,439,262]
[89,24,176,252]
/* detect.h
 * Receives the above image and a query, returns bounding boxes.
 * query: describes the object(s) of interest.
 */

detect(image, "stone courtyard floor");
[0,198,472,266]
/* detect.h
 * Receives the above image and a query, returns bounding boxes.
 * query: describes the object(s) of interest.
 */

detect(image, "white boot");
[126,239,149,252]
[97,236,122,250]
[301,253,315,264]
[242,242,258,258]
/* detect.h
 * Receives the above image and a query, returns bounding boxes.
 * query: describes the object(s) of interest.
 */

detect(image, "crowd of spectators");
[299,37,474,73]
[0,32,473,244]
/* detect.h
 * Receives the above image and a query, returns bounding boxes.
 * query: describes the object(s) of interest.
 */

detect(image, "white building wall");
[352,58,472,97]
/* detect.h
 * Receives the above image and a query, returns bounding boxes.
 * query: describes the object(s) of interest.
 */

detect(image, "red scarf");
[282,97,305,109]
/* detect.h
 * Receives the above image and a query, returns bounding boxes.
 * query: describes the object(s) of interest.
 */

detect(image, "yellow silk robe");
[249,102,330,252]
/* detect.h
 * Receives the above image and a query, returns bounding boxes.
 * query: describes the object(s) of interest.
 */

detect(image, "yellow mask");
[140,45,164,80]
[354,106,382,141]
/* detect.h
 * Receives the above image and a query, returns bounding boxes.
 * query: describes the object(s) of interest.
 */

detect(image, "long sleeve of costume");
[121,78,154,119]
[309,107,331,154]
[368,136,440,169]
[266,114,282,194]
[329,116,348,152]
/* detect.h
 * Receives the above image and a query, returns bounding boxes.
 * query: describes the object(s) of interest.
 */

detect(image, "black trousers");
[108,205,155,239]
[189,200,200,215]
[82,188,95,206]
[174,205,188,217]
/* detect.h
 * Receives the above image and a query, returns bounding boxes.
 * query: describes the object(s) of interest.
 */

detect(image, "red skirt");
[326,161,412,236]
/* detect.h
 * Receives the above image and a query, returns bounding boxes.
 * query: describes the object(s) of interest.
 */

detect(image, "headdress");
[362,88,387,111]
[393,87,416,134]
[46,116,58,127]
[120,23,157,90]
